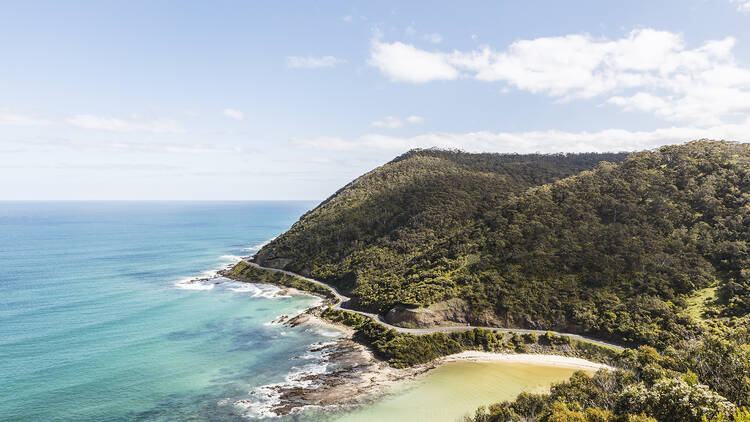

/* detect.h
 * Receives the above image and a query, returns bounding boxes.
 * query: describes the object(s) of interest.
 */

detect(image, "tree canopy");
[254,140,750,348]
[239,140,750,421]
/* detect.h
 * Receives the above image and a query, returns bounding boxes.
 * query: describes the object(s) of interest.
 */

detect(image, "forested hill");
[254,148,626,294]
[255,149,626,279]
[250,140,750,348]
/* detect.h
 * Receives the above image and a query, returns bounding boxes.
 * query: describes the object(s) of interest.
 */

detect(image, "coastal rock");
[287,312,312,327]
[262,257,293,270]
[384,298,473,328]
[234,338,424,418]
[383,301,546,330]
[253,248,295,271]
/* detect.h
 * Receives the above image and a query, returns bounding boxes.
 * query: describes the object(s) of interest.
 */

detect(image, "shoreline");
[440,351,612,371]
[236,321,612,418]
[299,311,615,371]
[221,257,613,417]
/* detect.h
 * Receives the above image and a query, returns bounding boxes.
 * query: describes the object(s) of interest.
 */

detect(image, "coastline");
[220,256,613,418]
[440,351,612,371]
[237,312,613,418]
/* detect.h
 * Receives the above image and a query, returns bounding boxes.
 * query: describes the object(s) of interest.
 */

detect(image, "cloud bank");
[0,109,52,126]
[731,0,750,12]
[370,29,750,126]
[66,115,184,133]
[223,108,244,120]
[298,121,750,154]
[371,115,424,129]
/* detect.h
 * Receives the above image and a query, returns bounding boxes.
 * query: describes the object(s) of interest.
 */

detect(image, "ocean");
[0,201,592,422]
[0,201,346,421]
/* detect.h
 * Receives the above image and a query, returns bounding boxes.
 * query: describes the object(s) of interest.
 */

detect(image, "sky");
[2,0,750,200]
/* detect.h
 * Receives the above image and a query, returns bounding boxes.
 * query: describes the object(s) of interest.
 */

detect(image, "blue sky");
[2,0,750,199]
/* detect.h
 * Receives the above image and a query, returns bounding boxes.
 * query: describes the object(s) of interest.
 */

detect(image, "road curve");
[245,261,625,351]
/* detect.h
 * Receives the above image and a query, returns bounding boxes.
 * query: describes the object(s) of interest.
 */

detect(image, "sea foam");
[172,248,244,291]
[174,279,216,290]
[241,237,276,253]
[172,246,296,301]
[232,341,337,418]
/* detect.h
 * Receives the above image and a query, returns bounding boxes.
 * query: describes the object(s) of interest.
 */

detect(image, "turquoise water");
[0,201,344,421]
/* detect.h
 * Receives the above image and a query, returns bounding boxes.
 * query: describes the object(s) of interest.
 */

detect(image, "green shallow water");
[328,361,588,422]
[1,202,592,421]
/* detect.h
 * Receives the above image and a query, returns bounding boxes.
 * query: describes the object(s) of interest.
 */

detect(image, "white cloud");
[342,15,353,22]
[369,40,459,83]
[371,115,424,129]
[369,29,750,126]
[66,114,184,133]
[286,55,346,68]
[731,0,750,12]
[223,108,244,120]
[21,137,254,155]
[371,116,403,129]
[296,121,750,154]
[0,109,51,126]
[423,33,443,44]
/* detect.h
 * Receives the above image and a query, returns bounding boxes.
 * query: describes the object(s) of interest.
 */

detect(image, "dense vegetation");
[463,319,750,422]
[238,140,750,421]
[226,261,334,299]
[254,149,627,311]
[253,141,750,349]
[322,308,620,368]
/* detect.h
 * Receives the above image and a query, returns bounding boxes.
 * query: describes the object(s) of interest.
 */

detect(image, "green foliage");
[625,415,659,422]
[616,378,735,422]
[544,401,616,422]
[256,148,627,313]
[466,326,750,422]
[321,308,620,368]
[702,408,750,422]
[228,261,335,298]
[257,141,750,350]
[248,141,750,421]
[321,308,462,367]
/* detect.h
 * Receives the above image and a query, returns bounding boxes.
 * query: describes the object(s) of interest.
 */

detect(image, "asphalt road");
[246,261,625,351]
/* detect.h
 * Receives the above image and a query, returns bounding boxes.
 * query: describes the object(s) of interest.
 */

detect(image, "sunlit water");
[0,201,344,421]
[321,361,585,422]
[1,201,586,422]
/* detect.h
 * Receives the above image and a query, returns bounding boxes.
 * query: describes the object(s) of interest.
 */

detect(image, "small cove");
[313,360,591,422]
[1,201,600,422]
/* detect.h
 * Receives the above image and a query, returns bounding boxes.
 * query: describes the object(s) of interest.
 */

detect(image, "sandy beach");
[222,261,614,418]
[239,302,611,418]
[441,351,613,371]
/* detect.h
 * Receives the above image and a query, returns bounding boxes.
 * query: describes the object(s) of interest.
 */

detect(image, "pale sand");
[228,268,612,416]
[441,351,612,371]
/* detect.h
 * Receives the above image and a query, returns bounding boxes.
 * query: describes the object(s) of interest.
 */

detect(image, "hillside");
[254,148,626,304]
[249,141,750,348]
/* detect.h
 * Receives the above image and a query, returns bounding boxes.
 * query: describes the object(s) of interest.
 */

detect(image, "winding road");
[245,261,625,351]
